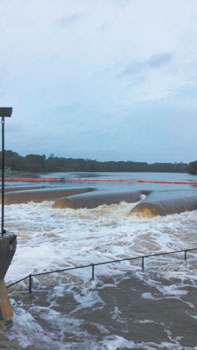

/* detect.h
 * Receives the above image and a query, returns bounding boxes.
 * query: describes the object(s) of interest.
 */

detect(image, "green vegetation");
[0,150,191,173]
[188,161,197,175]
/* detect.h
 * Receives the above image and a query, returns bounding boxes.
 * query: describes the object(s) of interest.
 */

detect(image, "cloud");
[148,52,173,68]
[55,13,84,27]
[0,0,197,162]
[120,52,173,77]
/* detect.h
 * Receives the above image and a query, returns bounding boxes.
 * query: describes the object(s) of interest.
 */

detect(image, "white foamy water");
[5,201,197,283]
[4,172,197,350]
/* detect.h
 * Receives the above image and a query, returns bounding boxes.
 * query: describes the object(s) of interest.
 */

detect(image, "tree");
[6,155,25,171]
[188,161,197,175]
[25,154,46,172]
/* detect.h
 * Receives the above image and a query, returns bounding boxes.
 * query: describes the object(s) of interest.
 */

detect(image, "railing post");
[91,264,95,280]
[142,257,145,271]
[184,250,187,264]
[29,274,32,293]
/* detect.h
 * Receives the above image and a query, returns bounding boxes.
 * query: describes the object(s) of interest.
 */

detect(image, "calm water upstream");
[4,172,197,349]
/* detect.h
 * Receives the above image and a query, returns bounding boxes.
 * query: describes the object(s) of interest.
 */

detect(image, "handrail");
[7,247,197,293]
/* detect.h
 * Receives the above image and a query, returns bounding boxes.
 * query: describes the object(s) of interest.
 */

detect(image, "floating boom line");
[1,176,197,185]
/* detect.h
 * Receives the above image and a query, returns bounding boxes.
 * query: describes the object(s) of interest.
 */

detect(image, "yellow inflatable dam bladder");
[130,190,197,217]
[1,187,96,205]
[52,190,144,209]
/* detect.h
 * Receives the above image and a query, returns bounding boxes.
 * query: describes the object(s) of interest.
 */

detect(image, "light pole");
[0,107,13,236]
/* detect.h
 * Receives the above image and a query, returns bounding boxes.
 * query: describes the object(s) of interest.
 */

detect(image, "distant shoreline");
[0,150,191,174]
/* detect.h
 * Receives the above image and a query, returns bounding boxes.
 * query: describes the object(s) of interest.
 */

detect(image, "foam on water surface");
[5,200,197,281]
[3,191,197,349]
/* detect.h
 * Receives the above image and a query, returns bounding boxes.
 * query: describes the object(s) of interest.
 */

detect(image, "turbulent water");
[3,172,197,349]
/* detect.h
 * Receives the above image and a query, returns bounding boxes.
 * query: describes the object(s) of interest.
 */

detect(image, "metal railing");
[7,247,197,293]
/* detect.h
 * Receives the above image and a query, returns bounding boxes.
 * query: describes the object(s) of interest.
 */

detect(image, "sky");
[0,0,197,163]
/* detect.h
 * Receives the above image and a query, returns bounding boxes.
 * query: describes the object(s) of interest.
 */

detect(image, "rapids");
[2,172,197,349]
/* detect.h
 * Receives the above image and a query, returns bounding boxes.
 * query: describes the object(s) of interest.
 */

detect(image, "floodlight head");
[0,107,12,117]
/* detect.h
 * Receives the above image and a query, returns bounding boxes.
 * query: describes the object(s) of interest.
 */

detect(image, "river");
[3,172,197,349]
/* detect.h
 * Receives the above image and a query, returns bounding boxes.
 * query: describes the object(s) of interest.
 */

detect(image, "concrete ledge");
[0,232,17,325]
[0,233,16,280]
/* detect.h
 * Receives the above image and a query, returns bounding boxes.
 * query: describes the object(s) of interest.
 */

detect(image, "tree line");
[0,150,195,174]
[187,161,197,175]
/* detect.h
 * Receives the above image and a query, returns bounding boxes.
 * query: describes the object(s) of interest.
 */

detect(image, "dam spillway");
[4,172,197,349]
[52,189,197,216]
[1,181,197,216]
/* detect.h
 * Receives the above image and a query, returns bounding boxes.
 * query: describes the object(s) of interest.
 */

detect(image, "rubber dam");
[2,184,197,217]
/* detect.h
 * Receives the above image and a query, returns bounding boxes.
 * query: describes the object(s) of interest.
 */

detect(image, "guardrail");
[7,247,197,293]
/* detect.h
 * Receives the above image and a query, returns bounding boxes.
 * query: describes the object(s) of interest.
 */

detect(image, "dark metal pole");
[29,274,32,293]
[184,250,187,264]
[142,256,145,271]
[91,264,95,280]
[1,117,5,236]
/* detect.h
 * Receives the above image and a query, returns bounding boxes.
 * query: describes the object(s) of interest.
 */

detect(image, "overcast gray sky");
[1,0,197,163]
